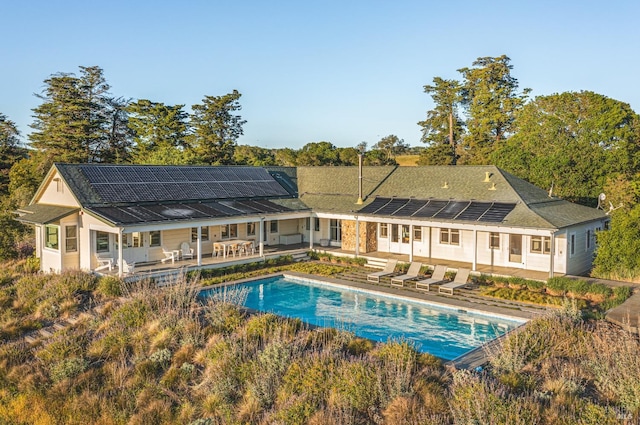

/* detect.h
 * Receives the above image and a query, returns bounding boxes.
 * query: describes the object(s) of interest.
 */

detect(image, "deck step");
[291,252,310,262]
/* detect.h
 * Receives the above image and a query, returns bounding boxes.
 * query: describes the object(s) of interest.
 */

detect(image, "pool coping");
[200,271,539,369]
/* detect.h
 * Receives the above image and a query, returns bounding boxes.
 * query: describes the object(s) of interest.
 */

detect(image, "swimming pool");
[203,275,524,360]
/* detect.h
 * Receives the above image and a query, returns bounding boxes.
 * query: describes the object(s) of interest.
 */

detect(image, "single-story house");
[17,163,607,278]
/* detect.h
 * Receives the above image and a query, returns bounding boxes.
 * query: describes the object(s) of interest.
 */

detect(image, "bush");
[96,276,122,297]
[49,357,89,383]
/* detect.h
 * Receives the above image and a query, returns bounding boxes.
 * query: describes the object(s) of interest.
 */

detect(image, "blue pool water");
[203,275,524,360]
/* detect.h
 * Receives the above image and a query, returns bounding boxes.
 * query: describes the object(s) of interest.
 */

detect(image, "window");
[413,226,422,242]
[489,232,500,249]
[149,230,161,247]
[192,227,209,242]
[65,225,77,252]
[330,219,341,241]
[530,236,551,254]
[247,222,256,236]
[221,224,238,239]
[45,225,59,250]
[270,220,278,233]
[305,217,310,230]
[570,233,576,257]
[314,218,320,232]
[96,231,109,253]
[440,228,459,245]
[401,225,410,243]
[586,229,592,250]
[130,232,143,248]
[380,223,388,238]
[391,224,399,242]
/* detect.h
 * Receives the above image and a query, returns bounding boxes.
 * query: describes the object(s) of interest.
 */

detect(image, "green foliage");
[593,205,640,280]
[96,276,122,297]
[373,134,408,162]
[49,357,89,383]
[0,113,27,197]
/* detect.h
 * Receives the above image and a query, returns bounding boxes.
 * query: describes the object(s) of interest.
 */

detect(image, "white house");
[17,163,607,278]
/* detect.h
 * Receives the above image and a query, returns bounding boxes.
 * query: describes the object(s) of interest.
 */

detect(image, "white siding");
[37,171,79,207]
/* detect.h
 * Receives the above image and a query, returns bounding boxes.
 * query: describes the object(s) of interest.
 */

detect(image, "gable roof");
[16,204,79,225]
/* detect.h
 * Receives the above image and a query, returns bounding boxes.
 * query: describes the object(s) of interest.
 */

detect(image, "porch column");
[472,229,477,271]
[355,217,360,257]
[117,228,123,278]
[549,231,555,278]
[428,227,432,259]
[409,224,414,262]
[197,226,202,266]
[309,215,314,250]
[259,218,264,257]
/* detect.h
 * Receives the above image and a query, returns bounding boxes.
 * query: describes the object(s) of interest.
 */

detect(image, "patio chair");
[438,268,471,295]
[415,265,448,292]
[95,254,114,272]
[241,241,255,256]
[180,242,194,260]
[120,259,136,275]
[366,259,398,283]
[390,262,422,287]
[213,242,225,257]
[161,247,178,264]
[228,243,239,257]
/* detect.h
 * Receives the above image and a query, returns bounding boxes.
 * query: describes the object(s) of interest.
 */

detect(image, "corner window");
[65,225,77,252]
[440,228,459,245]
[413,226,422,242]
[270,220,278,234]
[150,230,161,247]
[247,222,256,236]
[380,223,388,238]
[96,231,109,253]
[489,232,500,249]
[530,236,551,254]
[192,227,209,242]
[45,225,59,250]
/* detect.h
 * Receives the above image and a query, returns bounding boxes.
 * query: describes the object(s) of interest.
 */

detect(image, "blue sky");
[2,0,639,150]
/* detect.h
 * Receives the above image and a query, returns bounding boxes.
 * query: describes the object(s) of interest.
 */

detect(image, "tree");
[418,77,463,165]
[337,147,359,165]
[127,99,190,164]
[458,55,530,164]
[29,66,111,163]
[492,91,640,205]
[296,141,340,166]
[373,135,408,162]
[593,206,640,280]
[189,90,246,165]
[233,145,276,166]
[364,149,397,166]
[273,148,298,166]
[0,113,26,196]
[102,97,133,163]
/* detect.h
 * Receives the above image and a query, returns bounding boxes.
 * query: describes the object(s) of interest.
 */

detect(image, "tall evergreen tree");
[0,113,26,196]
[102,97,133,163]
[29,66,111,163]
[127,99,189,164]
[417,77,464,165]
[458,55,530,164]
[189,90,246,165]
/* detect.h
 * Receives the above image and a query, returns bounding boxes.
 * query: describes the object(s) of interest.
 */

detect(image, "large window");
[130,232,143,248]
[45,225,59,250]
[65,225,77,252]
[380,223,388,238]
[330,219,341,241]
[530,236,551,254]
[96,231,109,253]
[489,232,500,249]
[149,231,161,247]
[440,228,460,245]
[221,224,238,239]
[247,222,256,236]
[191,227,209,242]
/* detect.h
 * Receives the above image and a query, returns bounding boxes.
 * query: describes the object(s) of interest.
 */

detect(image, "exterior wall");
[430,228,475,263]
[365,222,377,252]
[40,224,62,273]
[564,221,602,275]
[37,171,79,207]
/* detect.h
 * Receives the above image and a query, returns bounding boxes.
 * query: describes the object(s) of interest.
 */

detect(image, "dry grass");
[395,154,419,166]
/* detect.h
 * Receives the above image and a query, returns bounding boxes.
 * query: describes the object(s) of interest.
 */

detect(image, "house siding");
[38,171,79,207]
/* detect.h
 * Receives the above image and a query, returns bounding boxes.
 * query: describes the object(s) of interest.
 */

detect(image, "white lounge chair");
[390,262,422,287]
[120,259,136,275]
[415,265,448,292]
[95,254,114,272]
[180,242,194,260]
[367,259,398,283]
[161,247,179,264]
[438,268,471,295]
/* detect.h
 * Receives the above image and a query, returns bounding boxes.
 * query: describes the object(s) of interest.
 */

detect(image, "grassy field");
[395,154,419,166]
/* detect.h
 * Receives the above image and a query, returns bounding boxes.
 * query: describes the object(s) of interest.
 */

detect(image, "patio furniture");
[241,241,255,256]
[161,247,179,264]
[95,254,114,271]
[390,262,422,287]
[213,242,225,257]
[438,268,471,295]
[228,243,239,257]
[415,265,448,292]
[120,259,136,275]
[180,242,194,260]
[366,259,398,283]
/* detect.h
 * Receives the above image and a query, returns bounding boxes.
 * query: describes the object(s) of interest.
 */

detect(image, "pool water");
[203,275,524,360]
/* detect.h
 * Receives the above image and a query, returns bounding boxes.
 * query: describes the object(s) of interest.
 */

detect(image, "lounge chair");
[367,259,398,283]
[95,254,114,272]
[120,259,136,275]
[415,265,448,292]
[181,242,194,260]
[161,247,179,264]
[438,268,471,295]
[390,262,422,287]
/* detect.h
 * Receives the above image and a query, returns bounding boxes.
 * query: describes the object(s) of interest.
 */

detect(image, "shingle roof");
[16,204,79,225]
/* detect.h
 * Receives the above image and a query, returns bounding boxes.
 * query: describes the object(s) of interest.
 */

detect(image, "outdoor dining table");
[216,239,248,258]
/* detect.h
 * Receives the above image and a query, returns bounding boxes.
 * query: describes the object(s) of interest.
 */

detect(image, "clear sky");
[2,0,639,150]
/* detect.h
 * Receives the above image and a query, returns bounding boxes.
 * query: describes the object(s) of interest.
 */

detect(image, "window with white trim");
[586,229,592,250]
[45,225,59,250]
[440,228,460,245]
[391,224,399,242]
[569,233,576,257]
[150,231,161,247]
[247,222,256,236]
[380,223,388,238]
[96,231,109,253]
[530,236,551,254]
[65,225,77,252]
[191,227,209,242]
[489,232,500,249]
[413,226,422,241]
[270,221,278,233]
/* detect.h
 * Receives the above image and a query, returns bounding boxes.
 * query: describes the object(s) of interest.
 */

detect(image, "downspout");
[197,226,202,266]
[117,228,123,278]
[549,231,555,278]
[355,216,360,257]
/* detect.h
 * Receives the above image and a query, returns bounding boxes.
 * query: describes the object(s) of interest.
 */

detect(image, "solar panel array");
[357,197,516,223]
[87,199,294,225]
[79,165,290,203]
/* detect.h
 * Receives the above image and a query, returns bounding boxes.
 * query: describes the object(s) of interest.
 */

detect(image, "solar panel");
[434,201,471,219]
[455,202,492,221]
[412,200,449,218]
[358,198,390,214]
[392,199,428,216]
[479,203,516,222]
[375,199,409,215]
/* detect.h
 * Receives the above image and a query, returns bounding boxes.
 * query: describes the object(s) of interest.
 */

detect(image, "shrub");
[96,276,122,297]
[49,357,88,383]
